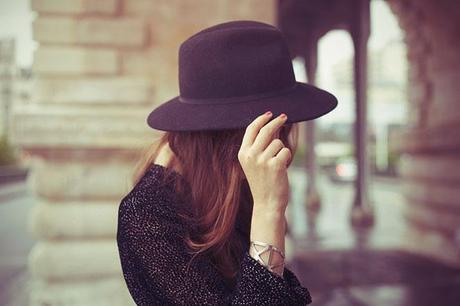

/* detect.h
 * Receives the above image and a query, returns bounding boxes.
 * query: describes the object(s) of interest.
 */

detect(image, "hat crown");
[178,20,296,101]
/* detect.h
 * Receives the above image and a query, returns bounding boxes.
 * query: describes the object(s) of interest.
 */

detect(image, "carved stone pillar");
[387,0,460,266]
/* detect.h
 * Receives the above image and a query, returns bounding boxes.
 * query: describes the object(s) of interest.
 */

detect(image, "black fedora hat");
[147,20,338,132]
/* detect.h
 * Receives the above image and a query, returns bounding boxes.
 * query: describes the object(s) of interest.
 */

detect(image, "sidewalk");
[0,179,35,306]
[0,181,29,204]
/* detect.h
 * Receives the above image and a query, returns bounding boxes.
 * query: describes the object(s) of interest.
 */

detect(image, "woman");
[116,20,337,306]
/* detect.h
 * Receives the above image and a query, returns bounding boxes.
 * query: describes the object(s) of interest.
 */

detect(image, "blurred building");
[325,39,408,173]
[0,39,34,138]
[0,39,15,139]
[0,38,32,167]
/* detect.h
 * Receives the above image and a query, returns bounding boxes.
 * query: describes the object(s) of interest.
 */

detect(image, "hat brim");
[147,81,338,132]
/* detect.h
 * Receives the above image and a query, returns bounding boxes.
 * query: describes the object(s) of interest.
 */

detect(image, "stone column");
[10,0,275,304]
[388,0,460,266]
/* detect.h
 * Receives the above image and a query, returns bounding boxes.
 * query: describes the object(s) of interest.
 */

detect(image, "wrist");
[250,208,286,249]
[252,203,285,221]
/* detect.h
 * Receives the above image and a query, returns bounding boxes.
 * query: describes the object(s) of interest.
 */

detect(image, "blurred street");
[0,181,33,305]
[287,167,460,306]
[288,166,407,248]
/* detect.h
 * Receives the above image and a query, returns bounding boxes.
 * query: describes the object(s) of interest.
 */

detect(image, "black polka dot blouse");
[116,164,312,305]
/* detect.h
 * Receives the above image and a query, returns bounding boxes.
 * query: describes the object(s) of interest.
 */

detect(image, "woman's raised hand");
[238,111,291,216]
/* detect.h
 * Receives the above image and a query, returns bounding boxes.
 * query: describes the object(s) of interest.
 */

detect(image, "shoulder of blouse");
[117,164,313,305]
[121,163,188,214]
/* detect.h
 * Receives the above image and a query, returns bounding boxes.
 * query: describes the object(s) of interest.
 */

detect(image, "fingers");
[252,113,288,153]
[262,138,285,159]
[274,147,292,166]
[241,111,274,149]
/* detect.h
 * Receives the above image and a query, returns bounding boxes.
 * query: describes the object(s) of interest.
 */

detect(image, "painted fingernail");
[265,111,272,116]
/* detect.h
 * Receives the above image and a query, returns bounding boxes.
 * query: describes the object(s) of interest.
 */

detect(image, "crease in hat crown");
[182,20,278,45]
[176,20,296,102]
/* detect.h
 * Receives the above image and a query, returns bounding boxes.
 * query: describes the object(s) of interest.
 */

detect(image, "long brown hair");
[131,122,299,287]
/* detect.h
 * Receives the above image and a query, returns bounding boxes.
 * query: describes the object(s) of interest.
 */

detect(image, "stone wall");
[387,0,460,265]
[10,0,275,305]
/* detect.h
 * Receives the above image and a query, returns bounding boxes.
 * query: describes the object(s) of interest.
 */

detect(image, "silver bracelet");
[249,240,285,274]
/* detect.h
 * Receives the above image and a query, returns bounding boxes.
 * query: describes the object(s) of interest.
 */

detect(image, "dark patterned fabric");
[116,164,312,305]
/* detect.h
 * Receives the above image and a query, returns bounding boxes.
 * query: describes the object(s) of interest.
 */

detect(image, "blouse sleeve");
[116,189,312,306]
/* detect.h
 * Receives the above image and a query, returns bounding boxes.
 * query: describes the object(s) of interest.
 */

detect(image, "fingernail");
[280,113,287,119]
[265,111,272,116]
